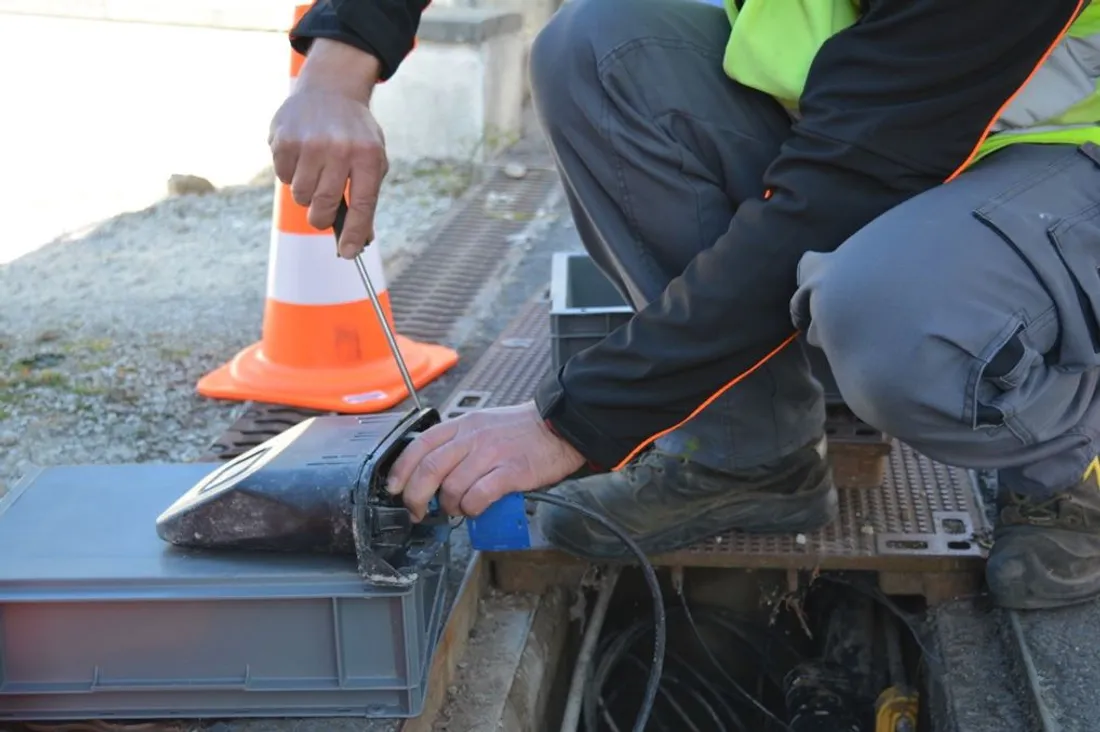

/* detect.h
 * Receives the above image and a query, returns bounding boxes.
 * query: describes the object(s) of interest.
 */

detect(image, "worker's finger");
[403,438,470,521]
[388,419,461,494]
[289,139,327,208]
[308,153,352,233]
[437,447,501,517]
[459,467,512,517]
[338,147,386,259]
[269,134,300,185]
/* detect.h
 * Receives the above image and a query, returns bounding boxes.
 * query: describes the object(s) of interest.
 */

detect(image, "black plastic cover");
[156,408,449,587]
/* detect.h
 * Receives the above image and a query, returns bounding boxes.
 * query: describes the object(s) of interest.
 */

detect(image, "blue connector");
[467,493,545,551]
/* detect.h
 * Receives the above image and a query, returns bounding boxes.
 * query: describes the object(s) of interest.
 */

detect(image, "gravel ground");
[0,161,470,498]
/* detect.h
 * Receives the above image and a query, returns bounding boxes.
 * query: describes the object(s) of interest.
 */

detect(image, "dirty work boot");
[987,471,1100,610]
[535,436,838,561]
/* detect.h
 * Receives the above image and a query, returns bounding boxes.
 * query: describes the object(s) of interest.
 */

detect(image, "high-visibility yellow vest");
[721,1,1100,166]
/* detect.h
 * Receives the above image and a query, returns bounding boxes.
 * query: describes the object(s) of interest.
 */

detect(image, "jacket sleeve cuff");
[290,2,410,82]
[535,370,636,471]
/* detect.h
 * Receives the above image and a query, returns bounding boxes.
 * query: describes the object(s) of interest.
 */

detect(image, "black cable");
[601,654,703,732]
[522,491,666,732]
[816,573,940,666]
[623,653,730,732]
[688,607,800,690]
[587,606,764,731]
[675,587,794,732]
[662,646,747,730]
[620,653,705,732]
[588,617,653,731]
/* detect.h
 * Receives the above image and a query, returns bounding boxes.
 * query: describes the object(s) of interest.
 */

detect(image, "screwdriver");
[332,196,423,410]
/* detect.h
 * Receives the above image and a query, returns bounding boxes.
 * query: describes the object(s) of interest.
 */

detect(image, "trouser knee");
[795,251,948,443]
[796,247,1050,455]
[530,0,712,136]
[528,0,602,132]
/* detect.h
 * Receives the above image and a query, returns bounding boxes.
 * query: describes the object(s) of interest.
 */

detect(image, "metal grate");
[438,299,552,419]
[657,441,984,570]
[442,299,989,573]
[390,168,559,344]
[198,403,331,462]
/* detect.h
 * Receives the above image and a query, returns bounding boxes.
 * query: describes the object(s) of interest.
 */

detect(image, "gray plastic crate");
[549,251,843,403]
[549,251,633,371]
[0,463,448,721]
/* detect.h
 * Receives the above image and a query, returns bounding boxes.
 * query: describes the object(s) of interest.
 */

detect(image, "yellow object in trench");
[875,685,918,732]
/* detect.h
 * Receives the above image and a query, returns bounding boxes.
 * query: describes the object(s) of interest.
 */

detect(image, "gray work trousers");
[529,0,1100,496]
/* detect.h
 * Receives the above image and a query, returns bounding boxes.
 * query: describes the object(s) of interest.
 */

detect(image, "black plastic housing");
[155,408,449,587]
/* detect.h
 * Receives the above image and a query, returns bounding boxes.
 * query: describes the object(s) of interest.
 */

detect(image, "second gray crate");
[549,251,843,403]
[0,462,448,721]
[549,252,633,371]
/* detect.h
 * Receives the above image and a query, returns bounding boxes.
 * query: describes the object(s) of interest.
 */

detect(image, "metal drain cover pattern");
[441,299,989,572]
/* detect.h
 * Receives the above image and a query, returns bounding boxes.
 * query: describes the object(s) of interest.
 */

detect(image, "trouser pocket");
[966,313,1048,442]
[974,143,1100,371]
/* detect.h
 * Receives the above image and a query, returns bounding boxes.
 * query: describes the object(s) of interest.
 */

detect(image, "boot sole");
[544,477,839,562]
[987,533,1100,611]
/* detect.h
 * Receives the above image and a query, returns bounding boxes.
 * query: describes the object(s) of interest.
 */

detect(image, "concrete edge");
[417,585,573,731]
[500,588,572,731]
[0,1,524,42]
[925,599,1040,732]
[419,7,524,44]
[1002,610,1061,731]
[401,553,488,732]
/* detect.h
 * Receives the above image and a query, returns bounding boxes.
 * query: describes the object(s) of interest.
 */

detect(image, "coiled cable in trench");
[582,600,802,731]
[522,491,667,732]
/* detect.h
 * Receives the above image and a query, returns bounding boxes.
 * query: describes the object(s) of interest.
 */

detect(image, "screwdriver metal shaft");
[334,197,424,410]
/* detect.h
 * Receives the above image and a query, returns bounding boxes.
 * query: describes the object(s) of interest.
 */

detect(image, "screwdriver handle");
[333,196,356,255]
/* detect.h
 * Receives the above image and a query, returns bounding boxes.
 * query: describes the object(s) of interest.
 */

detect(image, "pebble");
[503,161,528,180]
[167,173,217,197]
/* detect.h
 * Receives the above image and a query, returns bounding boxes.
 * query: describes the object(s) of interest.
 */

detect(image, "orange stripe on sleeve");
[945,0,1083,182]
[612,332,800,471]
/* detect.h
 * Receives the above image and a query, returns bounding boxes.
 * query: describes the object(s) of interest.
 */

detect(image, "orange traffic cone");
[197,9,458,413]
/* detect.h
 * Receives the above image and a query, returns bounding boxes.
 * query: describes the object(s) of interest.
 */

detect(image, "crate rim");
[549,251,633,316]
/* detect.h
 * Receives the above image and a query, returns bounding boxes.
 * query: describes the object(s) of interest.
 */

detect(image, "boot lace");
[1006,492,1062,522]
[1000,491,1090,529]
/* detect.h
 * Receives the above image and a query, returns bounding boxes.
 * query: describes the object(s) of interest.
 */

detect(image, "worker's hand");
[268,39,386,259]
[388,401,586,521]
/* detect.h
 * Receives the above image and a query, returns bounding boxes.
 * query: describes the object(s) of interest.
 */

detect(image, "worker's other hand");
[268,39,386,259]
[388,401,586,522]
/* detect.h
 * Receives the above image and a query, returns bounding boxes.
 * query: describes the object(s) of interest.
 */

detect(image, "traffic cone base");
[197,237,459,413]
[197,301,458,412]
